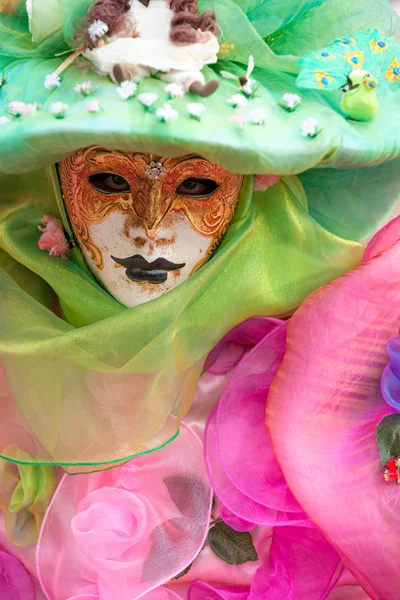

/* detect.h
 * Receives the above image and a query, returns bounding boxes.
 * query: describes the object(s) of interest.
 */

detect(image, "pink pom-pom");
[38,215,69,259]
[254,174,280,192]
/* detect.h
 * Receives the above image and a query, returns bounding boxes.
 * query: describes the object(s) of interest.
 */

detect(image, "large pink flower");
[37,421,212,600]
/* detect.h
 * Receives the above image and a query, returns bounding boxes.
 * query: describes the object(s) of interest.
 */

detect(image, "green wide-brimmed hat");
[0,0,400,469]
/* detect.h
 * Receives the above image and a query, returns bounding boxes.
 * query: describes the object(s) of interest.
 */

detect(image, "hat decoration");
[297,29,400,121]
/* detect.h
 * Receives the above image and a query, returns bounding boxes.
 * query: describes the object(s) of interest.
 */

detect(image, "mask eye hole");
[89,173,131,195]
[176,178,220,198]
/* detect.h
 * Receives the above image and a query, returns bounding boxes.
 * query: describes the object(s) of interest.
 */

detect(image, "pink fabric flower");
[267,219,400,598]
[72,487,149,560]
[38,215,69,259]
[0,548,35,600]
[37,422,212,600]
[229,114,248,127]
[254,175,280,193]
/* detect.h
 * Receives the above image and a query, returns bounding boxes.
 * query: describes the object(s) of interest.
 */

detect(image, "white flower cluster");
[301,117,321,138]
[187,103,206,120]
[0,116,10,126]
[116,81,137,100]
[164,82,185,99]
[249,108,266,125]
[44,73,61,90]
[8,101,39,118]
[86,100,101,113]
[228,94,248,109]
[88,19,109,42]
[279,92,302,112]
[156,103,179,122]
[138,93,158,108]
[49,102,69,119]
[75,81,93,96]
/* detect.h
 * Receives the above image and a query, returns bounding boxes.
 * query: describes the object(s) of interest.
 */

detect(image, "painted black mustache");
[112,254,186,285]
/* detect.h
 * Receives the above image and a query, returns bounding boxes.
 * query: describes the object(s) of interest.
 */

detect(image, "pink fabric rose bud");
[38,215,69,259]
[254,175,280,192]
[71,487,148,560]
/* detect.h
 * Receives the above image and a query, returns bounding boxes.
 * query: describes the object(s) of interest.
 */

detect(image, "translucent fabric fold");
[249,526,343,600]
[37,421,212,600]
[267,216,400,599]
[204,317,309,526]
[0,176,362,467]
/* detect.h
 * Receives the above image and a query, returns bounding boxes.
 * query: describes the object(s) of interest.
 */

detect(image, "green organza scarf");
[0,173,363,470]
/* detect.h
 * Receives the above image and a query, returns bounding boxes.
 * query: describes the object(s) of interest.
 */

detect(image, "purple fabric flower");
[381,337,400,411]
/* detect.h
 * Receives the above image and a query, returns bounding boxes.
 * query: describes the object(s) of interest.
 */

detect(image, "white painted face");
[59,147,243,307]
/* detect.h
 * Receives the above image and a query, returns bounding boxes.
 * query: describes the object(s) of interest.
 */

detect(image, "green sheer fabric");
[0,175,363,467]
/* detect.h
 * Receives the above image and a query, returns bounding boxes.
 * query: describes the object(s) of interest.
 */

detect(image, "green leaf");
[377,413,400,468]
[172,561,194,580]
[207,521,258,565]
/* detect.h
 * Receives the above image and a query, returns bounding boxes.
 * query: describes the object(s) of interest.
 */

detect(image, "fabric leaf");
[173,562,194,580]
[207,521,258,565]
[376,413,400,468]
[164,475,209,519]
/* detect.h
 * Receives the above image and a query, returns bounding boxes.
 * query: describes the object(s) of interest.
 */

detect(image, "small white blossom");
[138,92,158,108]
[301,117,321,138]
[228,94,248,108]
[8,101,27,117]
[241,80,258,97]
[164,82,185,99]
[24,102,39,116]
[249,108,266,125]
[88,19,109,42]
[86,99,101,113]
[75,81,93,96]
[116,80,137,100]
[44,73,61,90]
[279,92,302,111]
[230,113,248,128]
[156,103,179,122]
[187,102,206,120]
[49,101,69,119]
[0,116,10,126]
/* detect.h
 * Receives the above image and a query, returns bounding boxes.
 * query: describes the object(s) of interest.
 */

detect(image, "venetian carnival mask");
[59,147,243,307]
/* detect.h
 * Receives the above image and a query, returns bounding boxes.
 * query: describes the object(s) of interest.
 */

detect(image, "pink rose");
[254,174,280,192]
[71,487,148,560]
[38,214,69,259]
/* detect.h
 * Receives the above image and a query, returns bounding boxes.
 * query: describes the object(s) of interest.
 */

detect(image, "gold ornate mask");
[59,147,243,307]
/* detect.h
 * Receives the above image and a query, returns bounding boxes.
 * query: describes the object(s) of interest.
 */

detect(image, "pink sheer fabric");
[36,422,212,600]
[267,217,400,599]
[0,547,35,600]
[204,318,309,526]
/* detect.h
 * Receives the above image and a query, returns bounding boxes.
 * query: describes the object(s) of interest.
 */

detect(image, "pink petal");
[267,226,400,598]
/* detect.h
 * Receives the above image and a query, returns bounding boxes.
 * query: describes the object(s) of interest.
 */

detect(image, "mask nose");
[143,184,172,240]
